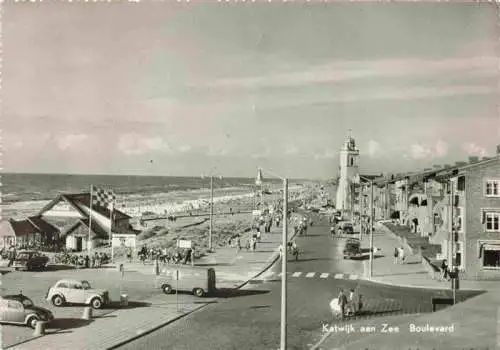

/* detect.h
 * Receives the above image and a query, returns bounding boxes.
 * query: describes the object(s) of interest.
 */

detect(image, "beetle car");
[0,294,54,328]
[46,279,110,309]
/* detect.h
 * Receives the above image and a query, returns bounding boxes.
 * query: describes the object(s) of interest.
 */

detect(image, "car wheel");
[91,297,103,309]
[193,288,205,297]
[27,316,39,329]
[52,295,64,307]
[161,284,172,294]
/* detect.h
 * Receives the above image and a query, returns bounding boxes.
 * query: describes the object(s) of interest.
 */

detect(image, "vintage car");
[343,239,362,259]
[339,222,355,234]
[46,279,110,309]
[13,250,50,271]
[0,294,54,328]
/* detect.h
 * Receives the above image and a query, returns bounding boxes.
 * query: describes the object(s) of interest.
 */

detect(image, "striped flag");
[92,187,116,210]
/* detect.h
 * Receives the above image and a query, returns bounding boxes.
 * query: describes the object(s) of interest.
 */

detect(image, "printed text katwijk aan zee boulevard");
[322,323,455,334]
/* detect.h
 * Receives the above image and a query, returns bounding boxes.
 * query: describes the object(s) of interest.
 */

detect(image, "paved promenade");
[9,213,303,350]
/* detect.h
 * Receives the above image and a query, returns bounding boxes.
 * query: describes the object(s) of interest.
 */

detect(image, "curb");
[358,275,485,292]
[107,212,306,349]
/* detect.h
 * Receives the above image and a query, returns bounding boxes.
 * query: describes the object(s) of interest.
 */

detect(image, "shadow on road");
[107,301,152,309]
[214,288,270,298]
[351,255,385,261]
[46,318,93,332]
[44,264,76,271]
[195,263,233,267]
[296,258,333,262]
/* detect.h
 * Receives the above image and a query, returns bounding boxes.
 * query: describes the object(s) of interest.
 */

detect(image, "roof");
[39,193,130,221]
[27,216,59,234]
[9,219,40,237]
[0,220,16,238]
[64,193,131,220]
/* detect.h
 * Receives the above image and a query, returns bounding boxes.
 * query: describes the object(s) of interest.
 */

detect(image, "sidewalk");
[10,213,304,350]
[360,223,500,292]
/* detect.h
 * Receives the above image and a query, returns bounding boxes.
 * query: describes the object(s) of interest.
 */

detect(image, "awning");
[483,244,500,251]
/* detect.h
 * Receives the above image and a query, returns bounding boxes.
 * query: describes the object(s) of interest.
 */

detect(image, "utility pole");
[209,175,214,252]
[281,178,288,350]
[369,179,374,278]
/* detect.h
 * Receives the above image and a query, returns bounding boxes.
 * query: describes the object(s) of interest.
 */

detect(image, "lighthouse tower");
[335,133,360,212]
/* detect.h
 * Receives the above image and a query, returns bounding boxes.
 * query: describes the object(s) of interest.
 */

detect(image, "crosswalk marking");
[305,272,315,278]
[320,273,329,278]
[334,273,344,279]
[292,272,302,277]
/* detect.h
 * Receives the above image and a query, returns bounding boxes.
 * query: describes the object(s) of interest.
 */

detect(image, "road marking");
[319,273,329,278]
[292,272,302,277]
[305,272,315,278]
[334,273,344,279]
[349,274,358,280]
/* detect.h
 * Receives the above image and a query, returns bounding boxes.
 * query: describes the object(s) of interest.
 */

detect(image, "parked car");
[155,266,216,297]
[343,239,362,259]
[13,250,50,271]
[0,294,54,328]
[340,222,354,234]
[46,279,110,309]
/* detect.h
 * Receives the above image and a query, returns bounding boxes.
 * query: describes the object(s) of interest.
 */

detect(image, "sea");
[0,173,288,220]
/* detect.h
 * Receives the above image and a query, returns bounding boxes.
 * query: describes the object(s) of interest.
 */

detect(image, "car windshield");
[81,281,91,290]
[20,297,33,307]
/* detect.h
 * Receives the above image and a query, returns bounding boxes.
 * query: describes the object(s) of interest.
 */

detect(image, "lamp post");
[355,174,375,278]
[202,169,222,252]
[256,167,287,350]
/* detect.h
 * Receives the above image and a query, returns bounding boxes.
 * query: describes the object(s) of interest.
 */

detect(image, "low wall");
[422,255,442,280]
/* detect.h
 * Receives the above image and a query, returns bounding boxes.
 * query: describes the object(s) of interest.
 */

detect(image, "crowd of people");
[136,245,195,265]
[53,251,110,268]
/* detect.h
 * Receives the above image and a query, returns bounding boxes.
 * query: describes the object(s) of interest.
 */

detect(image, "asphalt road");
[115,213,481,350]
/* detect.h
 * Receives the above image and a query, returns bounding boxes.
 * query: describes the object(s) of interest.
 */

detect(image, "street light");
[256,167,288,350]
[354,174,375,278]
[202,169,223,252]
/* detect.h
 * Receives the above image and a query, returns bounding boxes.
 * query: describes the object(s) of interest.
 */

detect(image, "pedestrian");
[358,294,363,312]
[279,244,283,259]
[338,289,348,320]
[441,260,449,281]
[183,248,192,265]
[347,289,356,316]
[393,247,399,264]
[235,236,241,252]
[256,230,262,242]
[85,255,90,269]
[94,252,100,268]
[91,254,95,268]
[399,247,405,264]
[251,237,257,252]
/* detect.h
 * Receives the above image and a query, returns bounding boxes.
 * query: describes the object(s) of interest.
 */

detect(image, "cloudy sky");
[3,2,499,178]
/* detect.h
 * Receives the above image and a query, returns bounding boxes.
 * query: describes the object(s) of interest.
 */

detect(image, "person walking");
[441,259,449,281]
[393,247,399,264]
[235,236,241,252]
[256,229,262,242]
[338,289,348,320]
[347,289,356,316]
[399,247,405,264]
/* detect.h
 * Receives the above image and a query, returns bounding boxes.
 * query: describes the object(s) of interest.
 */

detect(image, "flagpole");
[89,185,93,255]
[110,199,114,262]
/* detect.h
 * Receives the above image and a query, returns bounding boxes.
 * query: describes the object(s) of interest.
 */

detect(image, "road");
[115,212,481,350]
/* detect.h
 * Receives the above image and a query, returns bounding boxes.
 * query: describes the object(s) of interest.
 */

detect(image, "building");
[0,216,59,249]
[335,134,360,215]
[372,147,500,280]
[39,193,135,251]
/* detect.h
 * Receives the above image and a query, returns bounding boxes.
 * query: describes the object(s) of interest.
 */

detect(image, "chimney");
[468,156,479,164]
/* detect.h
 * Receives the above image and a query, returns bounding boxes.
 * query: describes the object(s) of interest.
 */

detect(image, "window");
[483,249,500,268]
[485,180,500,197]
[8,301,22,310]
[455,242,464,270]
[453,207,464,233]
[485,212,500,232]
